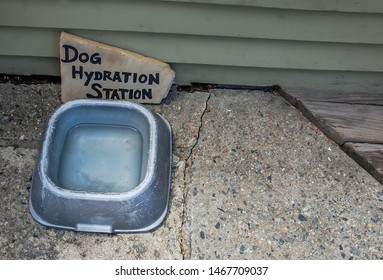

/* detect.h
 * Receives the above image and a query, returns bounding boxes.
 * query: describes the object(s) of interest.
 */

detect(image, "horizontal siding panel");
[2,56,383,94]
[1,0,383,93]
[1,1,383,44]
[0,56,60,76]
[159,0,383,13]
[173,65,383,93]
[0,28,59,57]
[1,27,383,73]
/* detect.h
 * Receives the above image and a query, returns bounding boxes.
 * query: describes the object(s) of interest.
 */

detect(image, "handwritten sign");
[60,32,175,103]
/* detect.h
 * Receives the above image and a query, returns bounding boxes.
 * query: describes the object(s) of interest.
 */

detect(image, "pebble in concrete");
[0,83,61,148]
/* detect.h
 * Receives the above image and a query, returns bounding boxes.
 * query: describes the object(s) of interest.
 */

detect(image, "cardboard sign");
[60,32,175,103]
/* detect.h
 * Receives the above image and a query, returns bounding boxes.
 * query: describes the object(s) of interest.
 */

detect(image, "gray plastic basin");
[29,99,172,233]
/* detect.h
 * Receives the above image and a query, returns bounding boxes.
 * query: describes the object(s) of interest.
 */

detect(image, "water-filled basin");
[29,99,172,233]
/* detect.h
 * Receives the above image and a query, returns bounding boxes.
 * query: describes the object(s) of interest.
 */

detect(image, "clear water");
[58,124,143,193]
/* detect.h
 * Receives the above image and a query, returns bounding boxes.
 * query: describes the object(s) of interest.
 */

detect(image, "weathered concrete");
[0,83,382,260]
[184,89,382,259]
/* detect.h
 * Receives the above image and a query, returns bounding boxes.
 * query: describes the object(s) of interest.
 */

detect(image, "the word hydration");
[61,44,161,100]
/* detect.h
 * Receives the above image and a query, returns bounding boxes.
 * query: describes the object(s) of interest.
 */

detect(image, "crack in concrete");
[186,93,212,162]
[178,92,211,259]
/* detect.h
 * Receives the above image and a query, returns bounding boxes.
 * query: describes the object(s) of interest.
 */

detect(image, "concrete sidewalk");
[0,83,382,260]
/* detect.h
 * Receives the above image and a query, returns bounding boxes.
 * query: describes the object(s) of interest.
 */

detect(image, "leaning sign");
[60,32,175,103]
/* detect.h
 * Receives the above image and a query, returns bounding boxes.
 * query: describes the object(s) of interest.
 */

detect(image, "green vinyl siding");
[1,0,383,93]
[161,0,383,13]
[2,1,383,44]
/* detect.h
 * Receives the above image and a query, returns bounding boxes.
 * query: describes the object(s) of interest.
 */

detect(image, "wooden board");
[302,101,383,144]
[282,88,383,105]
[343,143,383,184]
[280,87,383,184]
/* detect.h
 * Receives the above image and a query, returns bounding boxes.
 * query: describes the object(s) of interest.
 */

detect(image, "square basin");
[59,123,143,193]
[29,99,172,233]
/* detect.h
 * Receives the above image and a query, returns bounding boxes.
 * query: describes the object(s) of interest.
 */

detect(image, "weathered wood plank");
[282,88,383,105]
[343,143,383,184]
[301,101,383,144]
[280,88,383,185]
[1,1,383,44]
